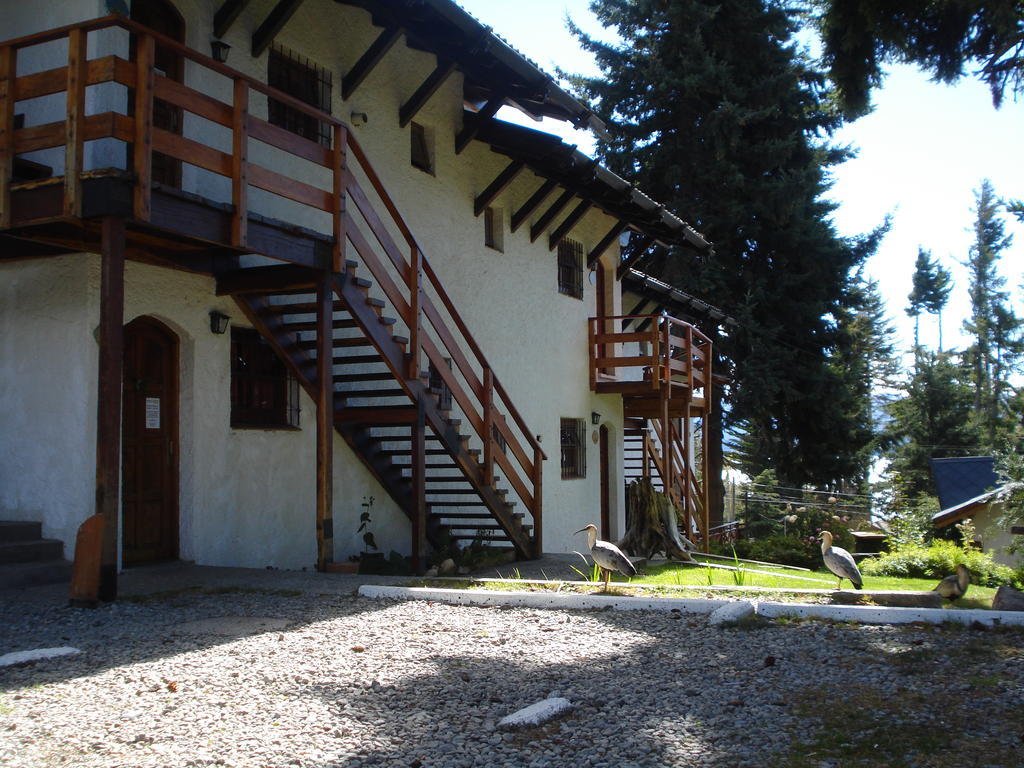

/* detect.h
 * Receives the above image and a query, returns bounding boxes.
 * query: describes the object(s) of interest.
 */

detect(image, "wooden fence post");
[0,46,15,229]
[65,28,88,218]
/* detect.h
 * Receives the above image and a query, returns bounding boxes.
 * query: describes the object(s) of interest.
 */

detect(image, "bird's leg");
[836,577,842,590]
[604,569,611,593]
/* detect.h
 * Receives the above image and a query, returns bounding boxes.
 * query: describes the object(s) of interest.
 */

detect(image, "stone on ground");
[498,697,573,729]
[708,601,755,626]
[0,646,81,667]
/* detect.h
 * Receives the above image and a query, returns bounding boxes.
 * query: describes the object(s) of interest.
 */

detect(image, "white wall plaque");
[145,397,161,429]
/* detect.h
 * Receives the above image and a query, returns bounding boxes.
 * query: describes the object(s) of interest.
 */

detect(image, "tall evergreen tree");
[571,0,884,489]
[885,351,979,497]
[814,1,1024,117]
[906,247,953,351]
[963,179,1022,447]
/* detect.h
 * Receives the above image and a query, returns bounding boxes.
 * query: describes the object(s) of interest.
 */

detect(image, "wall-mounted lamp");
[210,40,231,63]
[350,111,369,127]
[209,310,230,335]
[591,411,601,425]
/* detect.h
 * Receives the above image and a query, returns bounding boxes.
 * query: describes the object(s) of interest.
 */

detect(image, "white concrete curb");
[358,584,1024,626]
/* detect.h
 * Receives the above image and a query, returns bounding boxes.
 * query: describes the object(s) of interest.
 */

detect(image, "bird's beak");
[573,527,587,535]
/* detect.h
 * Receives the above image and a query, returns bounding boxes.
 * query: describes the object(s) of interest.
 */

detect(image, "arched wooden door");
[122,317,179,565]
[130,0,185,187]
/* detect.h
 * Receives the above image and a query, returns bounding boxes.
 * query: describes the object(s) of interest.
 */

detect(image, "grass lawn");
[634,558,997,607]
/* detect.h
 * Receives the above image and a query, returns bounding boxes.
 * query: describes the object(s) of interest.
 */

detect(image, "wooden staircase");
[0,15,545,566]
[590,313,714,549]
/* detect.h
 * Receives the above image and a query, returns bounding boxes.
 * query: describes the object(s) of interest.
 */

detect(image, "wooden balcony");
[0,16,545,575]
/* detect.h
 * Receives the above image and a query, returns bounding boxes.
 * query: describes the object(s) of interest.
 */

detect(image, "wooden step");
[280,316,397,332]
[333,372,397,384]
[0,539,64,565]
[261,300,350,316]
[335,388,408,399]
[430,512,524,521]
[0,520,43,543]
[295,337,373,350]
[426,489,487,496]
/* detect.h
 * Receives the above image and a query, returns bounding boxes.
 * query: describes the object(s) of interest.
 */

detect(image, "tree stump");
[620,479,696,561]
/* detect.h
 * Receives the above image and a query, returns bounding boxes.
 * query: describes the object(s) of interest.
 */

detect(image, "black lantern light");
[209,310,230,334]
[210,40,231,63]
[591,411,601,425]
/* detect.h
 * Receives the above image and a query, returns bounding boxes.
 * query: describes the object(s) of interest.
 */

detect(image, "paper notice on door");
[145,397,161,429]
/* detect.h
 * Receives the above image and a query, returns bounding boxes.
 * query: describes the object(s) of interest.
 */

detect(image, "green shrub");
[861,539,1016,587]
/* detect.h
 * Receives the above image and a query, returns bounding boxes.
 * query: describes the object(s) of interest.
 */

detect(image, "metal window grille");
[231,327,300,428]
[428,357,452,412]
[557,238,584,299]
[410,122,433,173]
[560,417,586,479]
[267,44,332,148]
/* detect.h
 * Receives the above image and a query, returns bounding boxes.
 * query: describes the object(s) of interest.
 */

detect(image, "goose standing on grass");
[574,524,637,593]
[819,531,862,590]
[934,564,970,601]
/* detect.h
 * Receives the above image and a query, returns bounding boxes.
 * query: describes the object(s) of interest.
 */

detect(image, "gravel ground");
[2,576,1023,768]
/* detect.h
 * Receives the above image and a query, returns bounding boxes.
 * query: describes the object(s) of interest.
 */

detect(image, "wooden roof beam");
[455,96,503,154]
[342,25,403,100]
[616,234,655,279]
[399,58,457,127]
[216,264,315,295]
[529,188,575,243]
[252,0,306,58]
[547,200,591,251]
[587,221,628,269]
[510,178,557,232]
[473,159,525,217]
[214,0,252,39]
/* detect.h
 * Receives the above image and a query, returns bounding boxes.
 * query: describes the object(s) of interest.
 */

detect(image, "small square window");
[231,327,300,428]
[557,238,584,299]
[484,206,504,252]
[560,417,586,479]
[410,122,434,174]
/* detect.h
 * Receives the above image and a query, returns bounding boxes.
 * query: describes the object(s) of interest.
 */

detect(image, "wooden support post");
[482,367,494,484]
[454,96,502,154]
[702,389,711,553]
[214,0,253,39]
[95,216,125,602]
[411,399,427,572]
[315,266,334,571]
[661,393,671,501]
[532,444,543,556]
[0,46,15,230]
[587,221,628,268]
[332,123,348,273]
[529,188,574,243]
[682,411,692,539]
[64,28,87,218]
[407,246,421,380]
[342,26,402,100]
[133,33,154,222]
[547,200,591,251]
[252,0,306,58]
[616,234,655,278]
[511,178,557,232]
[399,59,457,128]
[473,159,524,217]
[231,78,248,247]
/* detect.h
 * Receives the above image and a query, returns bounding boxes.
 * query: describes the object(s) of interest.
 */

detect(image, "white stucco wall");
[2,0,649,558]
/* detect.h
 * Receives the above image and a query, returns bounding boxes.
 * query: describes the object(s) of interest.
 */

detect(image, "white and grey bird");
[934,563,970,601]
[574,524,637,592]
[819,530,862,590]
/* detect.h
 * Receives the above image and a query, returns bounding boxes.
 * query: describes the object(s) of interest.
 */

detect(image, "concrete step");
[0,538,64,564]
[0,520,43,543]
[0,559,72,589]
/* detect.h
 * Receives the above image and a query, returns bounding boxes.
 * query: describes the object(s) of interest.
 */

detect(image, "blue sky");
[457,0,1024,361]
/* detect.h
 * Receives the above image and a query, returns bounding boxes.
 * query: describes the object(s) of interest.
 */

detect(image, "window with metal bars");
[267,44,332,147]
[231,327,300,428]
[557,238,584,299]
[560,417,586,479]
[428,357,452,411]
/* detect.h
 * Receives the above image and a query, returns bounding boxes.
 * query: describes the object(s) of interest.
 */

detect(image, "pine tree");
[571,0,884,489]
[885,351,979,497]
[962,179,1021,448]
[814,0,1024,117]
[906,248,953,351]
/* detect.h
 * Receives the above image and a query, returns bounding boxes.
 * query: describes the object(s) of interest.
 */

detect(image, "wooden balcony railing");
[587,313,713,398]
[0,16,545,543]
